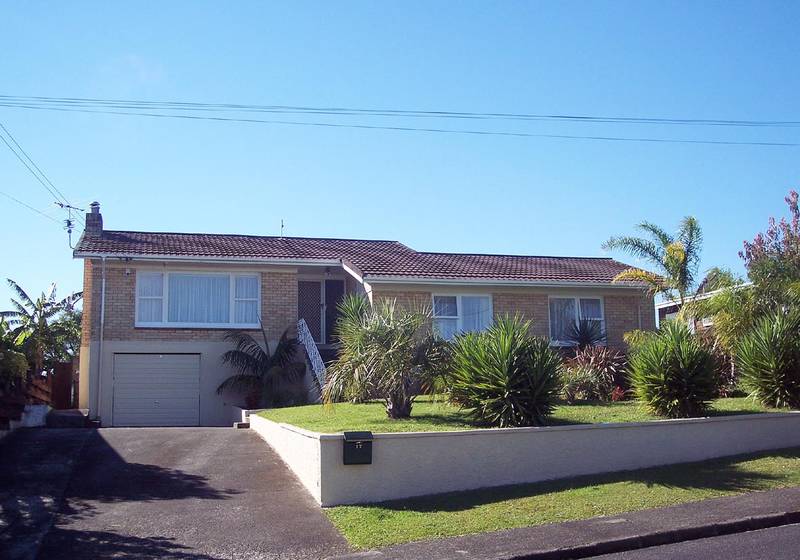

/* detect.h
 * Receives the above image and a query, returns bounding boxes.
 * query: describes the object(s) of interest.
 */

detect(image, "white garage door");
[113,353,200,426]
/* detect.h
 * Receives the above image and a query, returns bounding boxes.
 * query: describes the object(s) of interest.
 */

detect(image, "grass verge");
[259,396,782,434]
[324,447,800,549]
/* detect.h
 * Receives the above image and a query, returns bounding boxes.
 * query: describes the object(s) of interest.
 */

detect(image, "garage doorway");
[112,353,200,426]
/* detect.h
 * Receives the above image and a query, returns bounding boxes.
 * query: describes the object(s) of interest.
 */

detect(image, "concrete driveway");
[0,427,349,560]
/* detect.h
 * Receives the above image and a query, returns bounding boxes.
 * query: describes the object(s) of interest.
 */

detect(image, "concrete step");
[46,409,92,428]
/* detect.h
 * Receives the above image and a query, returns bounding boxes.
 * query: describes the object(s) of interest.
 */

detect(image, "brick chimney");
[85,201,103,237]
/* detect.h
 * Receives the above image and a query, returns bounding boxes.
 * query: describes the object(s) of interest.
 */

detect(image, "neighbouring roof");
[74,230,644,286]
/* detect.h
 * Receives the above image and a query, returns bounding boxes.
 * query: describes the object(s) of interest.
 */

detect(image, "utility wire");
[0,122,84,232]
[0,190,61,224]
[1,94,799,128]
[0,102,796,148]
[0,122,72,207]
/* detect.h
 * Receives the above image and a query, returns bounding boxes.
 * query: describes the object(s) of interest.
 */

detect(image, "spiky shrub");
[737,310,800,409]
[566,345,628,399]
[566,319,607,350]
[629,321,717,418]
[449,316,562,427]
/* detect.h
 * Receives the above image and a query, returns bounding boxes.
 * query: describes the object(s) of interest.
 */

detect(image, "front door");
[324,279,345,344]
[298,281,323,343]
[297,279,346,344]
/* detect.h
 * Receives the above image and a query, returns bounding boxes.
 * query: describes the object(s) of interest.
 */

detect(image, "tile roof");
[75,230,642,285]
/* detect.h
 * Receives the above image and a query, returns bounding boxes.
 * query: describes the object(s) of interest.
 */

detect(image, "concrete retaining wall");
[250,411,800,507]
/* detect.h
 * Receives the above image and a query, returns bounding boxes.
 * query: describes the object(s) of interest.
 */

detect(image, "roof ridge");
[103,229,408,246]
[416,251,615,260]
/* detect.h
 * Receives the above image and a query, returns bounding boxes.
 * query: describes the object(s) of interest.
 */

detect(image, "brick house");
[75,203,655,427]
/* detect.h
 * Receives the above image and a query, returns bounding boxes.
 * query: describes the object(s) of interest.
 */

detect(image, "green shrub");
[561,366,601,404]
[629,321,717,418]
[737,309,800,409]
[0,348,28,387]
[449,316,562,427]
[565,346,628,401]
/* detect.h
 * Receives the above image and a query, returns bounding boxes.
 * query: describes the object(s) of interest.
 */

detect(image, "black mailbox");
[343,431,373,465]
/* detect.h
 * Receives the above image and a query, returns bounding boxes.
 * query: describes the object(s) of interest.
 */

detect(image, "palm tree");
[1,279,82,373]
[216,322,306,408]
[602,217,703,305]
[323,295,448,419]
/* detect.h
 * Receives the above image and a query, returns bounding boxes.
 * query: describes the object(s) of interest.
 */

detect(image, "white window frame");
[431,293,493,338]
[135,269,261,329]
[547,295,606,347]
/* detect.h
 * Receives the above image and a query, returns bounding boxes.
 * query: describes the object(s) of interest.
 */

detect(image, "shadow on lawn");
[370,448,800,514]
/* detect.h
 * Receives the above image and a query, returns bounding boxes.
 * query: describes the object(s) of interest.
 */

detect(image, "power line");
[0,101,796,148]
[1,94,799,128]
[0,122,85,235]
[0,190,61,224]
[0,122,72,206]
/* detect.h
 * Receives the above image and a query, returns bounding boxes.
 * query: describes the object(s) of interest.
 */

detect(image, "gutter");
[363,275,649,289]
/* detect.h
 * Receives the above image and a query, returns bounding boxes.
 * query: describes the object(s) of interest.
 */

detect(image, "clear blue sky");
[1,1,797,306]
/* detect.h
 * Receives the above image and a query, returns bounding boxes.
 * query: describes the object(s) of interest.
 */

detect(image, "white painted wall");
[249,414,324,503]
[250,411,800,506]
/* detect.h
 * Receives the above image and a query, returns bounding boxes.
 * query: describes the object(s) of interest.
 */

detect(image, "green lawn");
[259,396,782,434]
[325,448,800,549]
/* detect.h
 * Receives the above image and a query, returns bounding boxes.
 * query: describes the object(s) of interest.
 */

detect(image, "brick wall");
[603,293,656,348]
[371,286,656,350]
[81,261,298,343]
[492,292,550,338]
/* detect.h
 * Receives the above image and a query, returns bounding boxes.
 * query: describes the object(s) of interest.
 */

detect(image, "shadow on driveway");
[1,427,347,560]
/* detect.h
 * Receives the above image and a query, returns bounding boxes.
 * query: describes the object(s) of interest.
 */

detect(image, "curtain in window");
[234,275,259,324]
[137,272,163,322]
[549,298,576,341]
[168,274,230,324]
[433,318,459,340]
[433,296,457,317]
[461,296,492,332]
[579,298,602,320]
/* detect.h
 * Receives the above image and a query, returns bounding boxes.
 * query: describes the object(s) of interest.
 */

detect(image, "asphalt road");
[592,523,800,559]
[1,427,349,560]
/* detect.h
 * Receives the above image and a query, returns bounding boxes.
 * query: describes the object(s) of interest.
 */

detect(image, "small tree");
[1,279,82,373]
[217,323,306,408]
[323,295,448,419]
[603,217,702,305]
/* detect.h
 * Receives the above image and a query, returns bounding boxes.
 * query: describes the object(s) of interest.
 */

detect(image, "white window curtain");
[136,272,163,323]
[234,275,259,324]
[167,273,230,324]
[433,295,459,340]
[461,296,492,332]
[579,298,602,320]
[549,297,576,342]
[433,295,493,339]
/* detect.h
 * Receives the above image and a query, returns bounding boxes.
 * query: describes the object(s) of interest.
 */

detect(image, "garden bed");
[258,396,780,433]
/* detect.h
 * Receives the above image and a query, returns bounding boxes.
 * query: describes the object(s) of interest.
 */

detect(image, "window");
[548,296,605,345]
[136,271,260,328]
[432,294,492,339]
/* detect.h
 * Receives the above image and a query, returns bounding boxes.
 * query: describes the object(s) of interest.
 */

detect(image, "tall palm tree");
[216,322,306,408]
[602,217,703,305]
[1,279,82,373]
[323,295,449,419]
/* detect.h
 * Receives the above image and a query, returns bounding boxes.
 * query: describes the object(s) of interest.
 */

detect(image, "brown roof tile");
[75,230,641,284]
